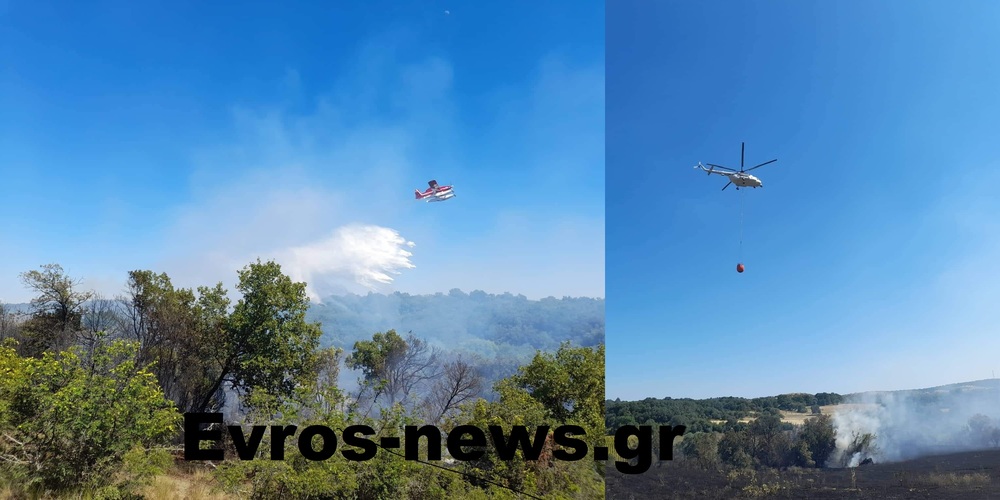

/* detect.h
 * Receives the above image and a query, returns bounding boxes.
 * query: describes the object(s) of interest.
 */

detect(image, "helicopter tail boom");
[694,162,713,175]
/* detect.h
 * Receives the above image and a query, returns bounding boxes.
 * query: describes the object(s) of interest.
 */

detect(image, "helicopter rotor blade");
[706,163,737,172]
[741,142,745,170]
[745,159,777,172]
[721,181,732,191]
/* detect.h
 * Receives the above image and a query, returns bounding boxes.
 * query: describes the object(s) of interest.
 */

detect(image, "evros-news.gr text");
[183,413,685,474]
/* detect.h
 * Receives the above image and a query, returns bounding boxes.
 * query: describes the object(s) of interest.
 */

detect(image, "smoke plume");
[827,380,1000,467]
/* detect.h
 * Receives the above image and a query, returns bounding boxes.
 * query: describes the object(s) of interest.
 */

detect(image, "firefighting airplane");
[694,142,777,191]
[414,180,456,202]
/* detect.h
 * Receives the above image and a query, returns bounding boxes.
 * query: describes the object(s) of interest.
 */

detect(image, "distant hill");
[845,378,1000,401]
[307,289,604,384]
[0,303,29,314]
[606,379,1000,434]
[308,289,603,350]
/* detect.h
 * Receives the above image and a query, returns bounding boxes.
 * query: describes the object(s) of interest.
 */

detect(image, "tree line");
[605,392,844,434]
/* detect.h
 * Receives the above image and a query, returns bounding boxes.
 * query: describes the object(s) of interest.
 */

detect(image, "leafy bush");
[0,336,180,494]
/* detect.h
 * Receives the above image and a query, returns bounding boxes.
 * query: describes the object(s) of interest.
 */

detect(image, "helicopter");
[694,142,777,191]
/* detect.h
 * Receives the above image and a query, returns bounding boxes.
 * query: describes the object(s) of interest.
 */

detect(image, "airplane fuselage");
[416,185,456,201]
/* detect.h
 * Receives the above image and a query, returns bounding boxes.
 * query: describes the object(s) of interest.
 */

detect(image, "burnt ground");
[606,449,1000,499]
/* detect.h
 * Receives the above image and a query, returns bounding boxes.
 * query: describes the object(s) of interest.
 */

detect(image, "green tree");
[0,336,180,493]
[122,271,198,410]
[456,378,603,499]
[790,440,815,467]
[17,264,94,357]
[119,271,236,414]
[681,432,721,469]
[747,412,791,467]
[459,342,606,495]
[202,259,323,411]
[508,342,605,433]
[718,429,753,468]
[798,414,836,467]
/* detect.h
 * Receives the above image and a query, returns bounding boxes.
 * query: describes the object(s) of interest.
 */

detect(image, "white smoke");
[275,224,417,302]
[827,381,1000,467]
[829,402,886,467]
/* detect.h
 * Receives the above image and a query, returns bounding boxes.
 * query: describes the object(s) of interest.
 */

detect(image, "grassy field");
[780,404,881,426]
[709,404,882,427]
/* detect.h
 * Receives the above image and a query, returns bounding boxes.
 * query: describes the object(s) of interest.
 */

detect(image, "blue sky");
[607,0,1000,400]
[0,1,604,304]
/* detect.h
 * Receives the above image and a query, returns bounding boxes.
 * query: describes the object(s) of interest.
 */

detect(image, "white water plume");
[277,224,416,302]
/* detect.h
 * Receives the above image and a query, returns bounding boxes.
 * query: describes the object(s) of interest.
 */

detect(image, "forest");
[0,263,606,499]
[605,392,844,434]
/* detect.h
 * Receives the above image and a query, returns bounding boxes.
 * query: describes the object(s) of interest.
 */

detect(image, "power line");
[369,422,547,500]
[376,445,546,500]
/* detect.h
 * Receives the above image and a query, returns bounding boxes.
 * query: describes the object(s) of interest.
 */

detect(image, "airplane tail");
[415,189,423,199]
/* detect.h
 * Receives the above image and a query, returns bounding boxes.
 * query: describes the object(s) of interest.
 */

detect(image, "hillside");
[607,379,1000,434]
[307,289,604,352]
[844,378,1000,402]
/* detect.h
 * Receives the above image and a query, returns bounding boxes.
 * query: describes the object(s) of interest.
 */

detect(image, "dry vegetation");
[137,470,233,500]
[712,404,862,428]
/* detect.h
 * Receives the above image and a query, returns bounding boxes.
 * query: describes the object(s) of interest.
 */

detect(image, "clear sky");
[0,1,604,304]
[607,0,1000,400]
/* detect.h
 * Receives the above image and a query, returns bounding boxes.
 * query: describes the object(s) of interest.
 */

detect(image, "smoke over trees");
[611,379,1000,476]
[0,262,605,498]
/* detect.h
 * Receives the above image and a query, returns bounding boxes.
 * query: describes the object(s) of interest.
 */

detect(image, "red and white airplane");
[414,180,456,202]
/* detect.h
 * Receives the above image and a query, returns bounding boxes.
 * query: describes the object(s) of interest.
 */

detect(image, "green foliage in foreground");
[213,342,606,500]
[0,336,179,494]
[0,261,605,499]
